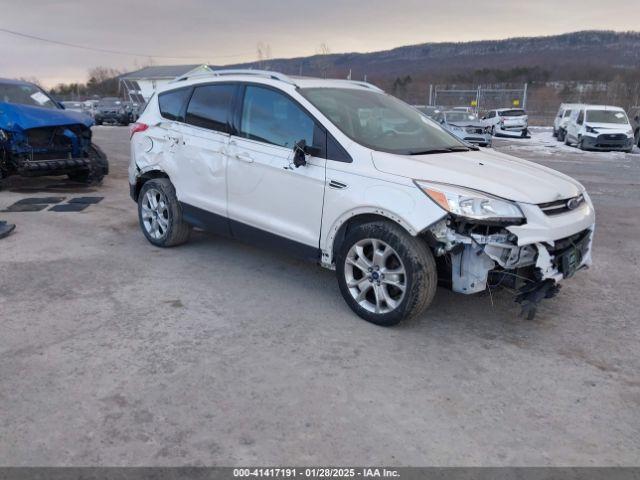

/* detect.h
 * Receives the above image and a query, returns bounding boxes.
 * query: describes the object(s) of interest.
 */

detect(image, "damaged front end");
[423,195,593,319]
[425,214,593,319]
[0,81,108,184]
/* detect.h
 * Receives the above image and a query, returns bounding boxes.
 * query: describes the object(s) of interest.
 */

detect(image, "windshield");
[98,98,122,107]
[300,88,467,154]
[0,82,58,109]
[498,109,526,117]
[586,110,629,124]
[445,112,478,123]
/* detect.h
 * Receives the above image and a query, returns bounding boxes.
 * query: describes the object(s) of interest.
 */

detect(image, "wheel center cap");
[371,271,380,280]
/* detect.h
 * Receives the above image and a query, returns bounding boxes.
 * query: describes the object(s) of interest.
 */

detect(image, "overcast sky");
[1,0,639,87]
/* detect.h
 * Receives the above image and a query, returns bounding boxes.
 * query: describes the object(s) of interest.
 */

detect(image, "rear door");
[226,84,327,256]
[175,83,237,226]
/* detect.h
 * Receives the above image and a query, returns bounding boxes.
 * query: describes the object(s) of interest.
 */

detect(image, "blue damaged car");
[0,78,108,184]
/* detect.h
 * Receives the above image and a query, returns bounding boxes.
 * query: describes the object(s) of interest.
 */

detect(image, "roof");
[120,64,201,80]
[583,104,625,111]
[0,77,35,87]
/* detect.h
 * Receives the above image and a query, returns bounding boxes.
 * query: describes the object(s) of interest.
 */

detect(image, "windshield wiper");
[407,146,473,155]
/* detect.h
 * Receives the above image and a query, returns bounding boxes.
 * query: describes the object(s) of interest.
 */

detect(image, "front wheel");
[138,178,191,247]
[336,221,438,326]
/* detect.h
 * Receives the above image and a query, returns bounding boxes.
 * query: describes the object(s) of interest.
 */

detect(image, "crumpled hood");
[372,149,583,204]
[449,121,484,128]
[585,123,631,133]
[0,101,93,132]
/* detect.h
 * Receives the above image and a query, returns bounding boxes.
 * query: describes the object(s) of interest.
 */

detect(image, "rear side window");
[158,88,191,122]
[240,86,315,149]
[185,84,236,133]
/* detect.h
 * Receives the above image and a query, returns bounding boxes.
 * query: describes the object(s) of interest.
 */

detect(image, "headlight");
[0,129,8,142]
[626,129,634,137]
[585,125,598,134]
[414,180,524,222]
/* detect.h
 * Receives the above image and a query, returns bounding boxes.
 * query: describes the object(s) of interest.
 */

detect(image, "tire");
[578,137,587,151]
[137,178,191,247]
[335,220,437,326]
[68,144,108,185]
[564,134,572,146]
[552,129,558,138]
[558,129,565,142]
[635,130,640,147]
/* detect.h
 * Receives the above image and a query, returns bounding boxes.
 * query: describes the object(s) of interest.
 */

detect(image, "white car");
[481,108,530,138]
[564,105,634,152]
[129,70,595,325]
[553,103,582,141]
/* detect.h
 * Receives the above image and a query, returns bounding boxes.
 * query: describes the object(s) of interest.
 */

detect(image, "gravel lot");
[0,126,639,466]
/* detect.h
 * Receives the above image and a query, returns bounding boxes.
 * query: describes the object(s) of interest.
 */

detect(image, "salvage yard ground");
[0,126,639,465]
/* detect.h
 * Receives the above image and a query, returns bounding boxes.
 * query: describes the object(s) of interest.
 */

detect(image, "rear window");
[498,109,526,117]
[185,84,236,133]
[158,88,191,122]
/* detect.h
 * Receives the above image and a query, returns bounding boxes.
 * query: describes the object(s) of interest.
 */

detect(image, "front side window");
[0,82,58,109]
[158,88,191,122]
[301,87,467,155]
[185,84,236,133]
[585,110,629,124]
[240,86,315,148]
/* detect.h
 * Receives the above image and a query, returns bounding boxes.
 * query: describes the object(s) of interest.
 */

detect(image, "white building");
[119,64,215,102]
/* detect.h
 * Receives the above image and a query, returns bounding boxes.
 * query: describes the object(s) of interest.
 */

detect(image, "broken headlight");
[414,180,524,223]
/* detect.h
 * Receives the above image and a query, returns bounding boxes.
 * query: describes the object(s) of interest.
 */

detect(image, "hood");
[0,102,93,132]
[585,123,630,132]
[449,121,484,128]
[372,149,582,204]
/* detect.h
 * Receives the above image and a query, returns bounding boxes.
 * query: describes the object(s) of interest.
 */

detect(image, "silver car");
[435,110,492,147]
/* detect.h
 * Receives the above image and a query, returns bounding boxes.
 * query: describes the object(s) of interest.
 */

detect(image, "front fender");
[320,180,447,266]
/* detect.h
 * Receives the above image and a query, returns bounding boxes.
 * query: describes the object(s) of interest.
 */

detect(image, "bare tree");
[256,42,272,69]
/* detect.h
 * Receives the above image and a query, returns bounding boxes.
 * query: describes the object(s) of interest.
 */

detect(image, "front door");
[226,85,327,257]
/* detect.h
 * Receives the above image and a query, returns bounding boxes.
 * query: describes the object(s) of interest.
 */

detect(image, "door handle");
[235,152,254,163]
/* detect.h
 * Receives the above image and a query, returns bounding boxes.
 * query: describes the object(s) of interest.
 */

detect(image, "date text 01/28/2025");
[233,468,400,478]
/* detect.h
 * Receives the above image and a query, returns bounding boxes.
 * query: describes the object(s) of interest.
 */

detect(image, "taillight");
[130,122,148,139]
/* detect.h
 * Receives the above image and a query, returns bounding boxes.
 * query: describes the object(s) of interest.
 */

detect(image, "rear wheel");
[138,178,191,247]
[336,221,437,326]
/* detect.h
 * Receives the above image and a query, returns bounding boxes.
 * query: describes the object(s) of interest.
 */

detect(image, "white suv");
[129,70,595,325]
[480,108,530,138]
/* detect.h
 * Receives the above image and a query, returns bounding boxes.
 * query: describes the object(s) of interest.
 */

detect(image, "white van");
[565,105,634,152]
[129,70,595,325]
[553,103,582,141]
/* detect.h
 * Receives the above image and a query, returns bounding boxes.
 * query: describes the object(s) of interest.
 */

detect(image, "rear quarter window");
[158,88,192,122]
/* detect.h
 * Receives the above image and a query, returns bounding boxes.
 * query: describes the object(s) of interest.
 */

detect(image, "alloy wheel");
[141,188,170,240]
[344,238,407,314]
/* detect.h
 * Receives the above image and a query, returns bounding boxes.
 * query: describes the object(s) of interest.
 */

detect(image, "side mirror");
[292,140,320,168]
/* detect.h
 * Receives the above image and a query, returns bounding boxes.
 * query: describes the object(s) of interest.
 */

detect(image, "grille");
[538,195,584,216]
[598,133,626,141]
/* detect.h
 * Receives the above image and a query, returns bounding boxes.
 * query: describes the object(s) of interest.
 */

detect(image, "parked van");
[565,105,634,152]
[129,70,594,325]
[553,103,582,141]
[628,106,640,147]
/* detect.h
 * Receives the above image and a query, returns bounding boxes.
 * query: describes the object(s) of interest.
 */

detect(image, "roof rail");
[345,80,384,93]
[172,69,296,85]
